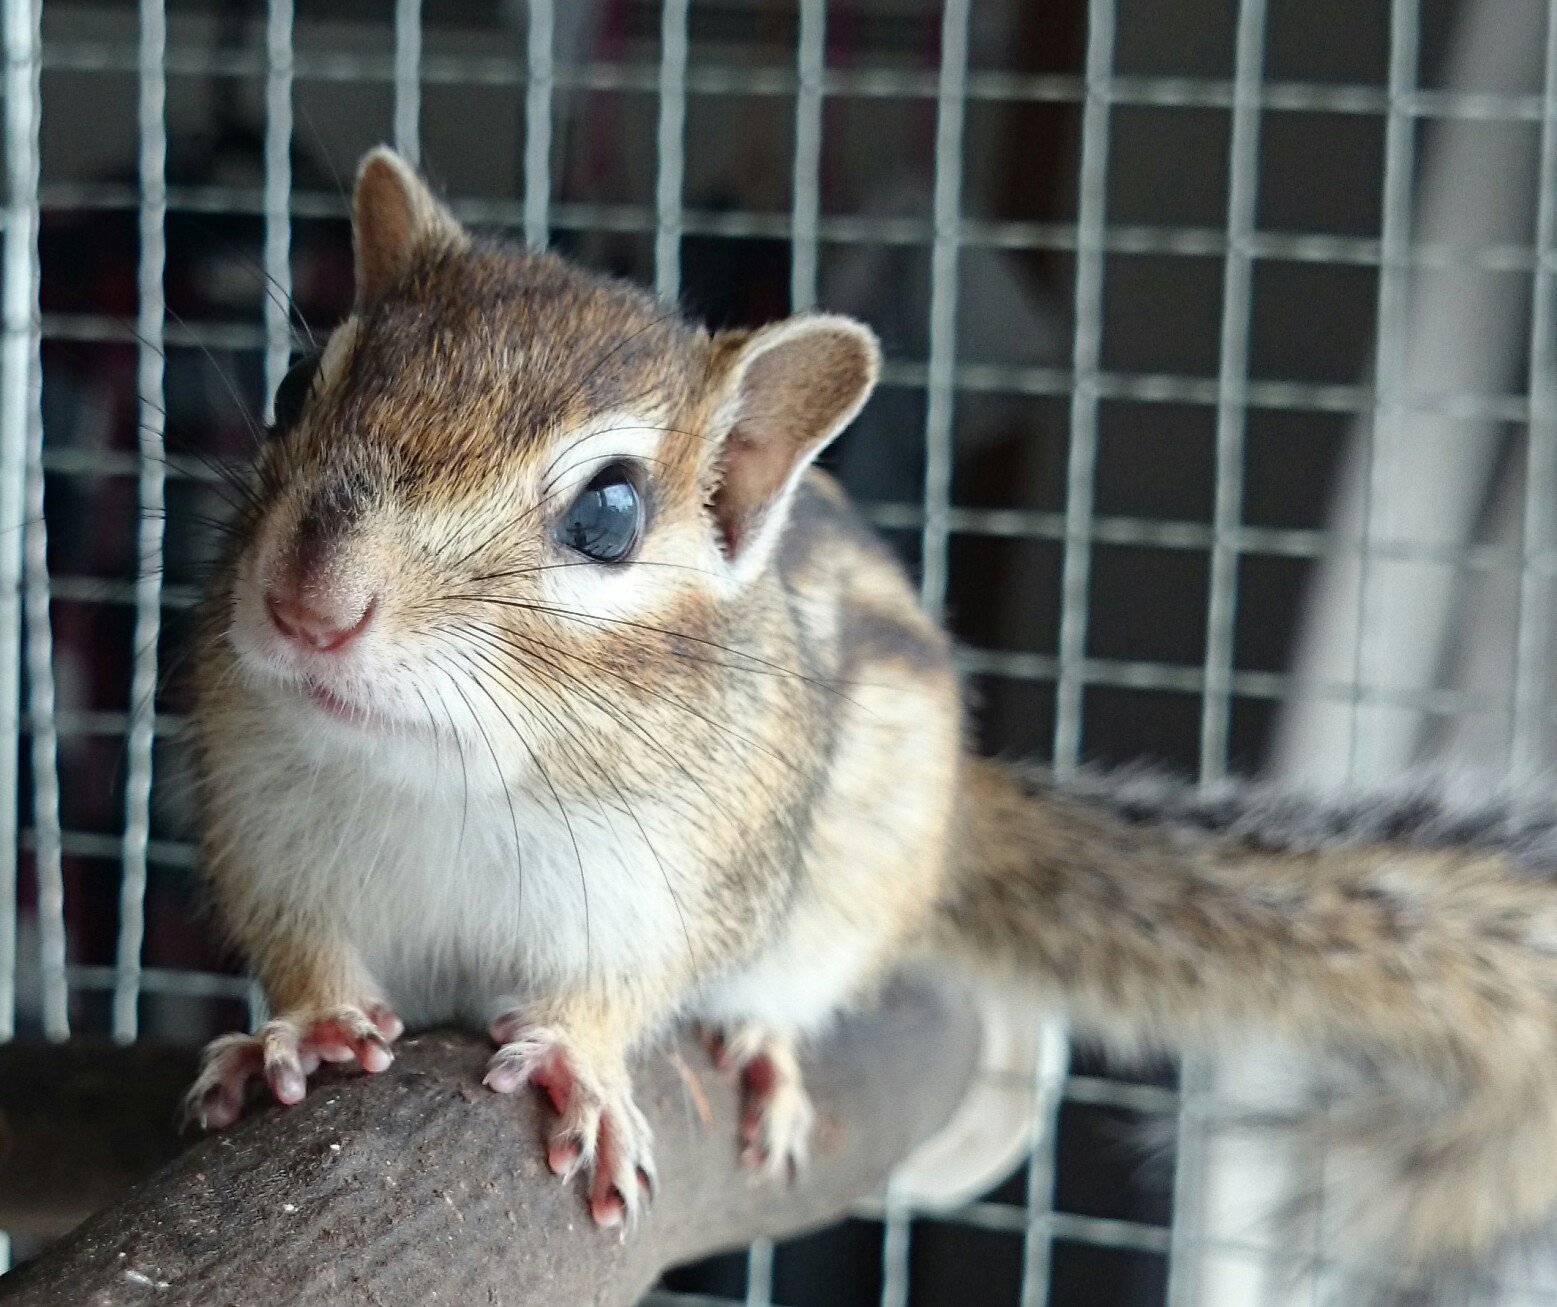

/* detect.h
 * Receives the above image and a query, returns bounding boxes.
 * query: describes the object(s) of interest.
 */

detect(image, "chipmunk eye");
[555,462,644,564]
[269,353,321,436]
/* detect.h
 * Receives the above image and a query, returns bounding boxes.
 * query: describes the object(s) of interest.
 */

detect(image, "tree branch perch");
[0,977,977,1306]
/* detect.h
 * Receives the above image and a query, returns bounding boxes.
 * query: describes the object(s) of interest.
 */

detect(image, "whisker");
[462,617,727,797]
[457,616,804,791]
[452,630,702,981]
[445,591,862,706]
[437,647,591,981]
[460,616,758,844]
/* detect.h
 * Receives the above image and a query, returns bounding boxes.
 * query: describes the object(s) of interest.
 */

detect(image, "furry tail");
[932,756,1557,1266]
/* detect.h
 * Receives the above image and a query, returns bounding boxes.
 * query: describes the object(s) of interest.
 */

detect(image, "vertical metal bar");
[1052,0,1116,774]
[877,1179,911,1307]
[1010,8,1120,1303]
[655,0,690,301]
[1512,0,1557,771]
[789,0,825,314]
[394,0,422,167]
[878,14,974,1298]
[1170,3,1266,1299]
[1350,0,1420,785]
[1029,1,1118,1297]
[247,978,267,1029]
[1198,0,1266,784]
[738,17,827,1305]
[0,0,40,1041]
[16,0,63,1042]
[115,0,168,1042]
[1018,1016,1072,1307]
[917,0,970,622]
[744,1235,774,1307]
[524,0,554,250]
[262,0,294,424]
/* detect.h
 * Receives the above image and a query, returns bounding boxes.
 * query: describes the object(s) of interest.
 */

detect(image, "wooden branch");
[0,977,977,1307]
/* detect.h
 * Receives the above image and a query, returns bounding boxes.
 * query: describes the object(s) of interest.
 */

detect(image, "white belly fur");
[220,717,698,1028]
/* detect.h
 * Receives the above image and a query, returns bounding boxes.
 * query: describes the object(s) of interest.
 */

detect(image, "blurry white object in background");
[1182,0,1557,1302]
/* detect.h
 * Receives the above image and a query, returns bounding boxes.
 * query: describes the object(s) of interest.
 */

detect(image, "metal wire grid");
[6,0,1557,1303]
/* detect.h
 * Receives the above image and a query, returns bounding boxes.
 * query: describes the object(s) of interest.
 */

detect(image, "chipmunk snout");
[264,587,375,654]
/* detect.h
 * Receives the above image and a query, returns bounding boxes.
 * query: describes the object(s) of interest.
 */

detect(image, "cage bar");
[1018,1014,1072,1307]
[1168,0,1269,1300]
[1513,0,1557,770]
[394,0,421,167]
[788,0,824,314]
[1350,0,1423,785]
[654,0,689,301]
[1197,0,1266,787]
[36,173,1557,277]
[262,0,294,422]
[743,1235,773,1307]
[18,0,63,1042]
[1051,0,1116,775]
[114,0,171,1043]
[0,0,41,1042]
[523,0,553,250]
[915,0,969,622]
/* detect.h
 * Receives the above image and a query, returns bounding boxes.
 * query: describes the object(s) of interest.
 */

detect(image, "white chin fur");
[228,623,540,798]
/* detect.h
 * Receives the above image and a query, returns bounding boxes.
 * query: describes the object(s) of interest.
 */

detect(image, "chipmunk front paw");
[185,1001,403,1129]
[484,1012,655,1229]
[710,1024,814,1179]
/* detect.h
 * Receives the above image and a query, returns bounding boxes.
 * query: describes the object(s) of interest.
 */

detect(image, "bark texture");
[0,977,976,1306]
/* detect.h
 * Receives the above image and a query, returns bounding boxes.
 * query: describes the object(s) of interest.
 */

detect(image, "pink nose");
[266,593,374,653]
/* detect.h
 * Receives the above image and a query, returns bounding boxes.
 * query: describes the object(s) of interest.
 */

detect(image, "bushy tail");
[932,756,1557,1267]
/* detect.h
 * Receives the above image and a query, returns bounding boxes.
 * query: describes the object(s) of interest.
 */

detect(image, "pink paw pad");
[712,1031,815,1180]
[485,1014,657,1230]
[185,1002,404,1130]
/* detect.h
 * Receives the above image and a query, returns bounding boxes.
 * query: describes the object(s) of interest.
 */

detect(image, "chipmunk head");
[219,147,878,779]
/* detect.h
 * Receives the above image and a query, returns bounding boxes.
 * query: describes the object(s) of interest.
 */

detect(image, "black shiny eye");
[555,463,644,563]
[269,353,321,435]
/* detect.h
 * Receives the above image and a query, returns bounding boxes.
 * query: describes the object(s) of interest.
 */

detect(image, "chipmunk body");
[189,148,1557,1262]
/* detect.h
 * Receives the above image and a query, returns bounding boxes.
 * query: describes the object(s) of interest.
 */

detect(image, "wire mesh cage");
[7,0,1557,1303]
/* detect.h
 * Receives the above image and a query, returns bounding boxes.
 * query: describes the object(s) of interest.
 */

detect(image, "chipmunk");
[187,146,1557,1264]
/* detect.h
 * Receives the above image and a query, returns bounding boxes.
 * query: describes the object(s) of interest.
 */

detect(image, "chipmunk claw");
[740,1067,814,1179]
[185,1002,402,1130]
[715,1024,814,1181]
[485,1017,655,1230]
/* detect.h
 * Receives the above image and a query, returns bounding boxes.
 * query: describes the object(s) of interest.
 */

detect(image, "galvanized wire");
[1051,0,1115,775]
[394,0,421,166]
[10,2,1557,1303]
[788,0,825,314]
[114,0,171,1044]
[1512,0,1557,771]
[523,0,553,250]
[0,0,40,1042]
[654,0,689,301]
[915,0,969,622]
[262,0,294,422]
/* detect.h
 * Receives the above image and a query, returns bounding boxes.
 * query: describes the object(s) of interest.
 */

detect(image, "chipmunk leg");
[711,1023,813,1179]
[185,943,402,1129]
[485,996,658,1229]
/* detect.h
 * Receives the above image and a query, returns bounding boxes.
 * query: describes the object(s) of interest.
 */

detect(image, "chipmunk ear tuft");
[352,147,468,310]
[706,314,879,579]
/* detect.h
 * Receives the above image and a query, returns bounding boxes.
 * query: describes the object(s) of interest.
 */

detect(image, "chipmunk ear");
[705,313,880,579]
[352,147,468,310]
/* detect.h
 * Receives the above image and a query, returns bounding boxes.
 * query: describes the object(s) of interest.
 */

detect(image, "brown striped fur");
[189,149,1557,1262]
